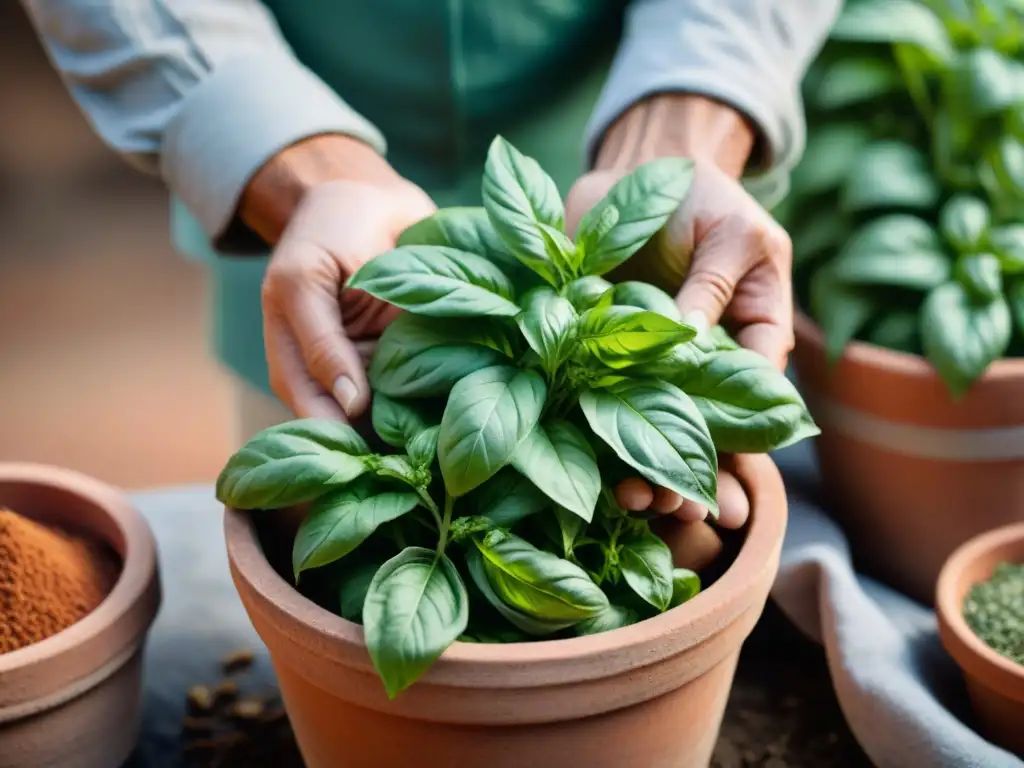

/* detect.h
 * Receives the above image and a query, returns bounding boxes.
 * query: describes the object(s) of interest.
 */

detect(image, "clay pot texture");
[791,312,1024,605]
[0,464,161,768]
[937,524,1024,757]
[225,454,787,768]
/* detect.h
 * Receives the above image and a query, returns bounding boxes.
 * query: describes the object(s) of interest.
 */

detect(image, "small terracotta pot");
[791,312,1024,605]
[936,523,1024,757]
[0,464,161,768]
[225,454,787,768]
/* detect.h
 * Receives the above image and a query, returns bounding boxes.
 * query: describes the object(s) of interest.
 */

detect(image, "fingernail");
[332,376,358,414]
[683,309,709,333]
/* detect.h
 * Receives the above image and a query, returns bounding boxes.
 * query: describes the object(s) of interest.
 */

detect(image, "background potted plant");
[780,0,1024,604]
[219,138,818,767]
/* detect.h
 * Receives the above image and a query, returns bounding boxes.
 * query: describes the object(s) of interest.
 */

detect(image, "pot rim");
[936,522,1024,701]
[793,311,1024,381]
[225,453,786,688]
[0,463,160,709]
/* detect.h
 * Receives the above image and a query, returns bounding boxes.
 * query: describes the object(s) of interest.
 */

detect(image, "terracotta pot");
[791,312,1024,605]
[225,454,787,768]
[936,523,1024,757]
[0,463,161,768]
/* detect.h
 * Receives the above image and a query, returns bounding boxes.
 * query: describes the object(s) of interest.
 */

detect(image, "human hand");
[241,135,436,421]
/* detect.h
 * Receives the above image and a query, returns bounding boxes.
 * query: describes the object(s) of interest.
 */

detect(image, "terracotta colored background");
[0,6,234,489]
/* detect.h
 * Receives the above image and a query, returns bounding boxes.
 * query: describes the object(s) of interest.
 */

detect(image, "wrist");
[594,94,756,178]
[239,134,398,245]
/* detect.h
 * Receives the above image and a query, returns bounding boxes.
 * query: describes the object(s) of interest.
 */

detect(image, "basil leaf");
[516,286,578,372]
[578,305,697,370]
[216,419,370,509]
[981,135,1024,202]
[407,426,440,469]
[989,224,1024,274]
[563,276,614,312]
[576,157,695,277]
[438,365,547,497]
[512,420,600,523]
[940,195,991,253]
[791,208,850,269]
[1010,281,1024,336]
[466,548,573,635]
[539,222,579,276]
[372,394,431,449]
[810,265,878,361]
[554,507,586,557]
[338,562,381,622]
[956,253,1004,301]
[620,531,674,611]
[953,48,1024,118]
[574,604,639,636]
[831,215,951,291]
[921,282,1013,398]
[791,124,871,198]
[472,467,550,528]
[670,568,701,608]
[669,348,820,454]
[829,0,954,63]
[841,141,940,213]
[580,380,718,513]
[693,325,741,354]
[363,548,469,699]
[292,482,421,579]
[368,315,509,398]
[482,136,565,286]
[867,311,920,354]
[612,281,682,321]
[474,529,608,621]
[807,56,902,111]
[347,245,519,318]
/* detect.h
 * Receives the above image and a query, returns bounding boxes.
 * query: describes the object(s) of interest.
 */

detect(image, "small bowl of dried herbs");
[937,523,1024,758]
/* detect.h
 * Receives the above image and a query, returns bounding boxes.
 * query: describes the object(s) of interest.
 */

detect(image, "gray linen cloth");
[127,453,1024,766]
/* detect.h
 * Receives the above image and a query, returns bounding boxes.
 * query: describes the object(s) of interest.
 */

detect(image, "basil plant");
[781,0,1024,397]
[217,137,819,698]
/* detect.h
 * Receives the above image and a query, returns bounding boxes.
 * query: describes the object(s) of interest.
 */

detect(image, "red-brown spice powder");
[0,508,120,654]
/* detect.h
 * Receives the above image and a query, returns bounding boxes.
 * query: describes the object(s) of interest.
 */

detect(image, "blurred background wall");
[0,5,233,489]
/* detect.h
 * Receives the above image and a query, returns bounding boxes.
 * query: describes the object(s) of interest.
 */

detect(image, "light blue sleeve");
[19,0,386,242]
[585,0,844,204]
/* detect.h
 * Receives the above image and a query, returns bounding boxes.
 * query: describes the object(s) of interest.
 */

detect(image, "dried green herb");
[963,561,1024,665]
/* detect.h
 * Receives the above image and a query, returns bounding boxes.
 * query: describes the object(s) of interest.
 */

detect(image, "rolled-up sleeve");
[585,0,842,193]
[20,0,386,242]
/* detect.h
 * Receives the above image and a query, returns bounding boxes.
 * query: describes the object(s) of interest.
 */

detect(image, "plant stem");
[419,489,443,531]
[436,492,455,555]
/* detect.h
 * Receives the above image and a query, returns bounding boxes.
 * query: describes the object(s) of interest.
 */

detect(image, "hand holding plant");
[217,137,819,699]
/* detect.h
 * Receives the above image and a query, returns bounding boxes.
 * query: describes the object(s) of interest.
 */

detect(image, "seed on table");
[186,685,215,713]
[219,648,255,675]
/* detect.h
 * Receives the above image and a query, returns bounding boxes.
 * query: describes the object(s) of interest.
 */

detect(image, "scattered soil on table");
[0,507,120,653]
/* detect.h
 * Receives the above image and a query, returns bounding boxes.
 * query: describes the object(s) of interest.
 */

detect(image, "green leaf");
[791,208,850,269]
[612,281,682,321]
[291,481,421,579]
[791,124,871,198]
[368,315,509,398]
[807,56,902,111]
[539,223,579,275]
[438,366,547,497]
[810,266,878,362]
[576,157,695,276]
[953,48,1024,118]
[338,562,381,622]
[363,548,469,698]
[921,282,1013,398]
[988,225,1024,273]
[669,568,701,608]
[482,136,565,286]
[512,420,600,523]
[830,0,954,63]
[216,419,370,509]
[956,253,1004,301]
[981,135,1024,202]
[563,276,614,312]
[407,425,440,468]
[692,325,740,354]
[619,531,674,611]
[578,305,697,369]
[474,529,609,621]
[841,141,940,213]
[668,348,820,454]
[580,380,718,512]
[472,468,550,528]
[940,195,991,253]
[553,507,586,557]
[574,604,640,636]
[831,215,951,291]
[347,245,519,318]
[1010,281,1024,336]
[867,311,920,354]
[516,286,578,372]
[372,394,431,449]
[466,548,573,635]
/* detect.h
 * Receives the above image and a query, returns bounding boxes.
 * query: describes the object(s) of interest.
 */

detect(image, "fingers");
[674,214,758,327]
[615,478,654,511]
[713,471,750,529]
[618,471,749,529]
[263,317,347,421]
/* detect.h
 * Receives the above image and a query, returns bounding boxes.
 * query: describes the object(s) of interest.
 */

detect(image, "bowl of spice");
[0,463,160,767]
[937,523,1024,758]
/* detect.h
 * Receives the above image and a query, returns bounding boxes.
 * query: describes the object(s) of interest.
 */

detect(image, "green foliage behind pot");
[784,0,1024,397]
[216,137,818,699]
